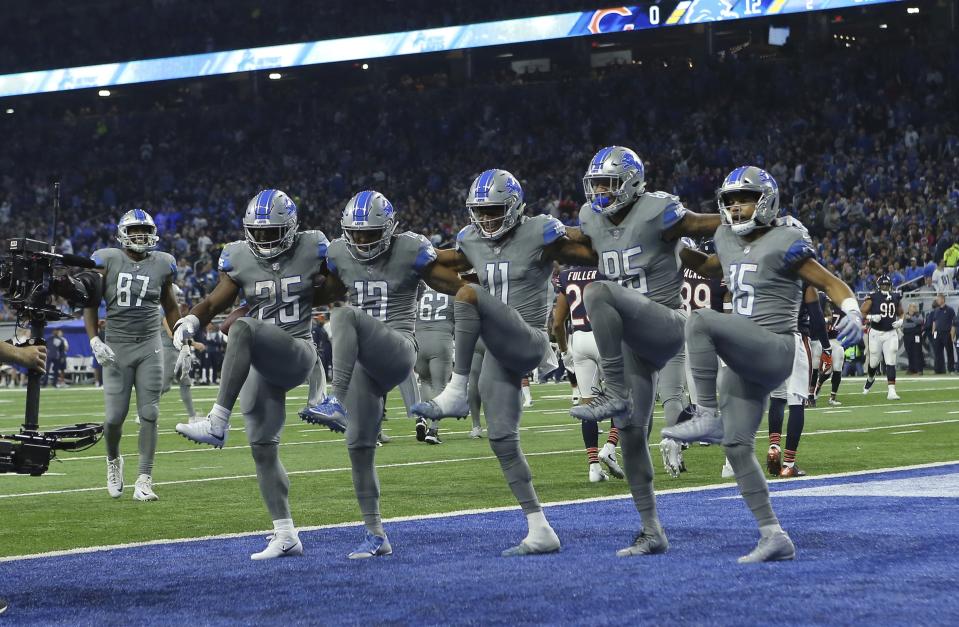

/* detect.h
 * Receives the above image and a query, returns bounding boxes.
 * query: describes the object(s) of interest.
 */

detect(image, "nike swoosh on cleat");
[281,543,298,553]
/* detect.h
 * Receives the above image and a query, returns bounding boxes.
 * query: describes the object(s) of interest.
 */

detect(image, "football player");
[467,339,486,439]
[414,283,455,444]
[569,147,721,556]
[85,209,181,502]
[551,265,624,483]
[811,299,846,406]
[300,190,464,559]
[160,284,199,425]
[411,169,596,556]
[861,274,903,400]
[766,283,830,479]
[664,166,863,562]
[173,190,328,560]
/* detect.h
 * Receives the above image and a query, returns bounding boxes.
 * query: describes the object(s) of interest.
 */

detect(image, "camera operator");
[0,341,46,372]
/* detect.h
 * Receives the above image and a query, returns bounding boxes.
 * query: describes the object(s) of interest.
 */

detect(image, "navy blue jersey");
[681,268,728,314]
[558,267,601,333]
[821,293,843,340]
[867,290,901,332]
[798,282,811,336]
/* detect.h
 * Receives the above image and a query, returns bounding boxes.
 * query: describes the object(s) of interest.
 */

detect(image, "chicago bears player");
[766,283,830,479]
[811,299,846,406]
[664,166,863,562]
[551,266,623,483]
[300,190,464,559]
[568,146,721,556]
[173,190,327,560]
[85,209,181,502]
[411,169,597,556]
[861,275,903,400]
[414,282,455,444]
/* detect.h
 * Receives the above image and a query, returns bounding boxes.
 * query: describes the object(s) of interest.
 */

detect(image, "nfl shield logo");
[610,228,623,240]
[272,262,280,271]
[744,246,751,255]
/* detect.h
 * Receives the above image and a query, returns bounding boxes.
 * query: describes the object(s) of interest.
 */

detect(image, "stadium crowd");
[1,38,958,321]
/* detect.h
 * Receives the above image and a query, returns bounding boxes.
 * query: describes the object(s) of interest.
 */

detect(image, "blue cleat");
[348,532,392,559]
[299,396,348,433]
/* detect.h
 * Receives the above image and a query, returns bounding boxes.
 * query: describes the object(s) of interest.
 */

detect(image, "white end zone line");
[2,459,957,564]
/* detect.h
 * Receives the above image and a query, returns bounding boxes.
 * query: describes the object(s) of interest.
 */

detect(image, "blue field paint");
[2,464,957,625]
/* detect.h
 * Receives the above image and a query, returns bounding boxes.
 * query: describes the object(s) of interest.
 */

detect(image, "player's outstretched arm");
[679,247,723,278]
[798,258,862,346]
[422,261,466,296]
[551,292,570,353]
[545,228,598,266]
[434,248,473,273]
[191,274,241,327]
[663,211,721,240]
[159,279,182,331]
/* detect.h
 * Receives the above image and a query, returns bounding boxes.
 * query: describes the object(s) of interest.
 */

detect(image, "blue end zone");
[2,464,957,625]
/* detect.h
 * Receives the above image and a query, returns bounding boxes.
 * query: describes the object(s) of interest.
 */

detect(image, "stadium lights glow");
[361,63,369,70]
[907,7,919,13]
[98,89,111,97]
[4,108,13,114]
[268,72,282,80]
[879,23,888,28]
[0,0,907,99]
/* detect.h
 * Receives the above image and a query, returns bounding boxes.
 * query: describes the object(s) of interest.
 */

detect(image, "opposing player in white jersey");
[85,209,181,502]
[173,189,328,559]
[300,190,464,559]
[411,169,597,556]
[551,266,623,483]
[861,275,904,400]
[569,146,721,557]
[665,166,863,562]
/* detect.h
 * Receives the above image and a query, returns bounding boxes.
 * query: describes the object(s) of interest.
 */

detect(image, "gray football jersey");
[92,248,176,341]
[456,214,566,330]
[578,191,687,309]
[416,283,454,336]
[327,231,437,338]
[217,230,329,340]
[714,216,815,335]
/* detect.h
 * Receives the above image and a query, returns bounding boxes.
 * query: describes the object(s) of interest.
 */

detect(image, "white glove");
[173,345,194,380]
[679,237,699,251]
[173,314,199,350]
[836,299,864,348]
[892,318,903,330]
[90,336,117,368]
[867,314,882,323]
[561,350,574,369]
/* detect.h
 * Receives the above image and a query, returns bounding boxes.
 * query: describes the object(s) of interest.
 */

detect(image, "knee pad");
[250,442,279,465]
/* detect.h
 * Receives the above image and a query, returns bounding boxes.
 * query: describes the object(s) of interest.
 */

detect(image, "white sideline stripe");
[823,410,850,414]
[891,430,923,435]
[885,410,912,414]
[4,418,958,499]
[2,459,957,563]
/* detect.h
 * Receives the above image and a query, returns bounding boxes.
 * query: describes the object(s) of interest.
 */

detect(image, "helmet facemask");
[583,170,643,215]
[244,219,297,259]
[343,222,397,261]
[118,223,159,253]
[468,202,516,240]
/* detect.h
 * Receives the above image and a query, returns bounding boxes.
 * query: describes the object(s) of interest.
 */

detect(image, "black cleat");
[415,417,428,442]
[425,428,442,445]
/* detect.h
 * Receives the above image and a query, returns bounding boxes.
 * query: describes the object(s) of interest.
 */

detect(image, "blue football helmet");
[583,146,645,215]
[466,169,524,240]
[117,209,159,253]
[341,190,397,261]
[243,189,298,258]
[717,166,780,235]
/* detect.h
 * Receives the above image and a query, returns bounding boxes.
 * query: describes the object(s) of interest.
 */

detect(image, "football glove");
[173,345,194,381]
[892,319,903,330]
[173,314,200,350]
[90,336,117,368]
[561,350,574,370]
[836,299,864,348]
[820,351,833,375]
[867,314,882,323]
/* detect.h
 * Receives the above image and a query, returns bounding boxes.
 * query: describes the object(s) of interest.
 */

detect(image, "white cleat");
[175,415,229,448]
[598,445,625,479]
[660,437,683,478]
[501,526,561,557]
[106,455,124,498]
[887,387,900,400]
[411,386,469,420]
[828,398,842,406]
[738,530,796,563]
[133,474,159,501]
[721,458,735,479]
[469,426,484,439]
[251,534,303,560]
[588,462,609,483]
[661,406,723,444]
[187,415,199,424]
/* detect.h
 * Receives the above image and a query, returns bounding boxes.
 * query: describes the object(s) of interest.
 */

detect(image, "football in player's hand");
[220,304,251,336]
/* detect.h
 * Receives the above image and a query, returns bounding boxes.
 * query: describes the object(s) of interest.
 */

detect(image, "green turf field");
[1,375,957,557]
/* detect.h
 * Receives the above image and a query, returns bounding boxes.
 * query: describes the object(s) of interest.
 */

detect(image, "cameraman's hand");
[173,314,200,350]
[11,344,47,371]
[90,337,117,368]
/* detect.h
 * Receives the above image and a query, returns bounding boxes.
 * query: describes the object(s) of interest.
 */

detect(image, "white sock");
[273,518,296,539]
[759,523,784,538]
[888,384,896,392]
[210,403,231,425]
[521,386,532,404]
[447,373,468,395]
[526,510,549,534]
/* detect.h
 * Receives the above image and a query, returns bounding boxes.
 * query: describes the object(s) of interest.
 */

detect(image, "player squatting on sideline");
[410,169,599,557]
[85,209,182,502]
[664,166,863,562]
